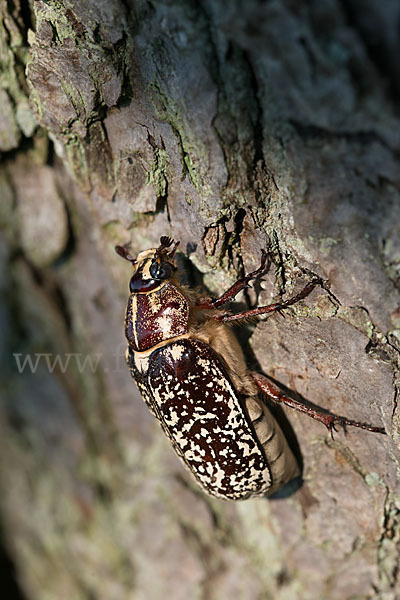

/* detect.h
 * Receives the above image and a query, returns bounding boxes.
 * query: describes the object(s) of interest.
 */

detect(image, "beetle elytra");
[116,237,386,500]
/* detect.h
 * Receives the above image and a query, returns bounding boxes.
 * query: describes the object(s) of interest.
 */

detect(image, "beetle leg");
[197,250,268,309]
[251,372,386,435]
[215,277,327,323]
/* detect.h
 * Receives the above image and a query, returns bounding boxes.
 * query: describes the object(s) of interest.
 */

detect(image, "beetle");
[115,236,386,500]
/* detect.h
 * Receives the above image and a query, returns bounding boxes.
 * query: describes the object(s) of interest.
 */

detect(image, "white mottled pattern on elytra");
[169,343,186,361]
[126,349,158,418]
[145,339,272,500]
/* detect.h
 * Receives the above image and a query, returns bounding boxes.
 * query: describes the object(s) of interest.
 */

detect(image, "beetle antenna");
[168,240,180,258]
[159,236,173,249]
[156,236,180,260]
[115,245,137,265]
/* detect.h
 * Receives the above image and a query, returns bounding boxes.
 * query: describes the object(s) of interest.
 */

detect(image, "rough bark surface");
[1,1,400,599]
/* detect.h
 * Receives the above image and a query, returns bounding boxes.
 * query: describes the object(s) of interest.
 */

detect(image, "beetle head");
[115,236,180,293]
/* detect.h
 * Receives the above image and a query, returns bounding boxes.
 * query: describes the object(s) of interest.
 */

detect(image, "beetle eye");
[129,276,136,293]
[150,260,173,280]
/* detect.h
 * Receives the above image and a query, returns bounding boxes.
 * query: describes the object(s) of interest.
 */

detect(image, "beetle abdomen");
[245,396,300,496]
[131,338,272,500]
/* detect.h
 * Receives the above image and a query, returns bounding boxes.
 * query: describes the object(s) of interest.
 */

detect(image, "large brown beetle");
[116,237,385,500]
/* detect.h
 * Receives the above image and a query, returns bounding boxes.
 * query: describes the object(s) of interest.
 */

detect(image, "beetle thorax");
[125,281,189,351]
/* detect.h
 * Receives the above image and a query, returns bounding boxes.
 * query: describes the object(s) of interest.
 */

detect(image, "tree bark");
[1,1,400,599]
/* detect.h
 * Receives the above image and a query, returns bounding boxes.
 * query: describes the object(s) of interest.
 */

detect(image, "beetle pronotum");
[116,237,385,500]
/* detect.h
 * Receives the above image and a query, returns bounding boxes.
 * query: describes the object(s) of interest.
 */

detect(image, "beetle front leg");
[214,277,326,323]
[196,250,268,309]
[252,372,386,435]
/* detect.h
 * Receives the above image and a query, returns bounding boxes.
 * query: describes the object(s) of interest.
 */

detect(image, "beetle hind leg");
[251,372,386,436]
